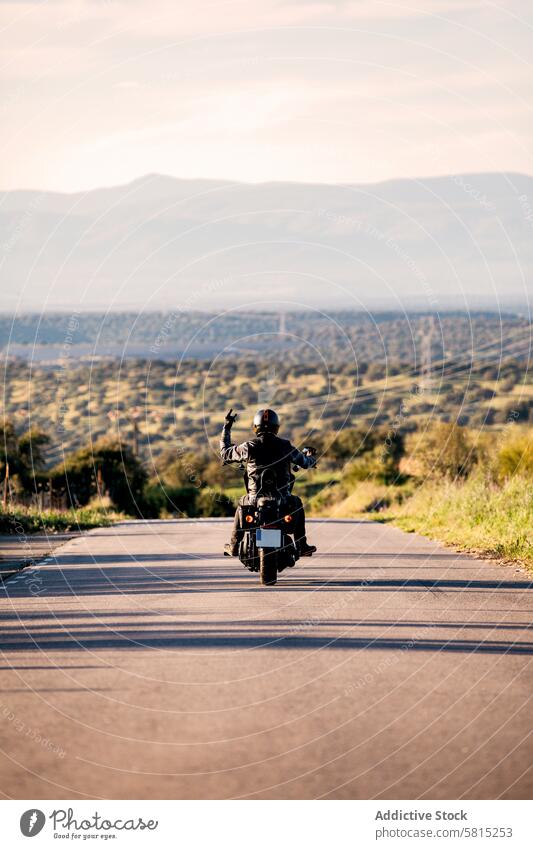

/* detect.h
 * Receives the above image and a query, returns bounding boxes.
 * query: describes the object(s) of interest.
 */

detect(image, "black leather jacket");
[220,427,315,497]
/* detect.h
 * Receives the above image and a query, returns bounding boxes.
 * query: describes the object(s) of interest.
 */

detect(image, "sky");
[1,0,532,191]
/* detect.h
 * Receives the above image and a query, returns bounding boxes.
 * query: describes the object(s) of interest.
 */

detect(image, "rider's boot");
[298,538,317,557]
[224,541,239,557]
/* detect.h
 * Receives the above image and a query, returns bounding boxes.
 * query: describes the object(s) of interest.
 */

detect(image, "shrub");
[344,447,402,485]
[327,428,374,463]
[366,363,386,381]
[196,488,235,517]
[496,430,533,481]
[404,421,475,480]
[143,483,199,517]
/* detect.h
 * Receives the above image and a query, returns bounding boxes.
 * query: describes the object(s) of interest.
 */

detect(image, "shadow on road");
[2,552,532,656]
[1,604,532,654]
[1,626,531,654]
[2,559,531,597]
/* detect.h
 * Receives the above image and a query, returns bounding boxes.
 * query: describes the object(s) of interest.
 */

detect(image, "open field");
[1,311,531,572]
[2,337,531,469]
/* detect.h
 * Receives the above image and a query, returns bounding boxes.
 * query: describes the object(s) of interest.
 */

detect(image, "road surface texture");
[0,518,531,800]
[0,534,76,579]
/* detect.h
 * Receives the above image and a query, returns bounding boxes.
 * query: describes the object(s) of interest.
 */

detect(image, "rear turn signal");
[284,515,293,523]
[245,514,254,524]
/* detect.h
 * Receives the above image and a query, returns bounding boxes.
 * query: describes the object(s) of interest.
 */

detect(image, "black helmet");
[253,408,280,434]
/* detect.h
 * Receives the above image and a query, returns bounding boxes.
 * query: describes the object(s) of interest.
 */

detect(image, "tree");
[0,421,51,498]
[52,437,147,514]
[327,428,376,463]
[0,420,19,475]
[156,452,204,488]
[18,428,50,475]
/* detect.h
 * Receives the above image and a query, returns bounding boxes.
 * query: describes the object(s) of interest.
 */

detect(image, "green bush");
[344,447,402,485]
[326,428,372,463]
[496,430,533,481]
[143,483,199,517]
[196,488,236,517]
[404,421,475,480]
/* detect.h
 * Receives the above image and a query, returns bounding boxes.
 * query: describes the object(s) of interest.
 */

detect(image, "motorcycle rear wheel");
[259,548,277,586]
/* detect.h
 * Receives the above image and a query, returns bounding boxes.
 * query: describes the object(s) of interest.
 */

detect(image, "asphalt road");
[0,534,76,579]
[0,519,531,800]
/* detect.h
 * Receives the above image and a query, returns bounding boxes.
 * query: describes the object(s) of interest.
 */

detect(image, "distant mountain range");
[1,172,532,311]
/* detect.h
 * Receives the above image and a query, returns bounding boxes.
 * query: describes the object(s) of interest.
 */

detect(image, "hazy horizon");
[4,168,533,196]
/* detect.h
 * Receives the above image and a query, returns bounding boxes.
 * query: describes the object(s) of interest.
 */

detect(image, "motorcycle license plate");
[256,528,282,548]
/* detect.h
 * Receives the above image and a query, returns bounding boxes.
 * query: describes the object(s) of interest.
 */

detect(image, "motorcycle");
[238,447,317,586]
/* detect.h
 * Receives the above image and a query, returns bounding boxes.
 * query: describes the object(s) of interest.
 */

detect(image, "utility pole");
[420,314,436,393]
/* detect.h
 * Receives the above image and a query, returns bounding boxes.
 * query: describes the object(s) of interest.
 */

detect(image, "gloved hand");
[224,408,237,429]
[303,446,317,467]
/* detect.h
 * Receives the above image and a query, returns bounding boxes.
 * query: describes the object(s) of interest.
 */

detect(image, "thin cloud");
[1,0,532,190]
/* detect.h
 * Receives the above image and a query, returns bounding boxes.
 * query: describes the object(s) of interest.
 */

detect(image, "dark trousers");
[230,493,307,547]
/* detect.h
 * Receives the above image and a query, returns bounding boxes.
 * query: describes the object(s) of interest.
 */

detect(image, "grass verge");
[0,505,123,534]
[384,474,533,570]
[309,480,412,518]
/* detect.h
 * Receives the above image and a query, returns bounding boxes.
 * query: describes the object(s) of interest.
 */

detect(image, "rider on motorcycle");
[220,407,317,558]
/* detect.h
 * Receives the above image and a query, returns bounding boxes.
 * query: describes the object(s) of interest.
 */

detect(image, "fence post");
[133,420,139,457]
[2,461,9,509]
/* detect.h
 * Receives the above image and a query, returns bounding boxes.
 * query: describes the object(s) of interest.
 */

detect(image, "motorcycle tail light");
[284,514,293,523]
[245,514,254,523]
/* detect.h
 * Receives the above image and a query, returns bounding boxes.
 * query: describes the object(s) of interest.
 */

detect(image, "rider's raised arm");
[219,424,250,465]
[289,444,316,469]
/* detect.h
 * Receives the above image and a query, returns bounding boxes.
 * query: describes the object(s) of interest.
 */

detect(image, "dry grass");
[310,481,409,518]
[388,474,533,569]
